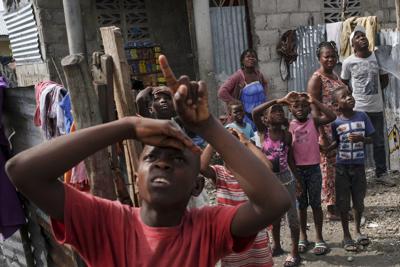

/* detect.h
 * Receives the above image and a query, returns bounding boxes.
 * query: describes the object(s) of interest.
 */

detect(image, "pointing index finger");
[159,55,179,93]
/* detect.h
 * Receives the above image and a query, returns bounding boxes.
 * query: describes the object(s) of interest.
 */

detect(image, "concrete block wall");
[250,0,397,99]
[250,0,323,99]
[16,0,99,86]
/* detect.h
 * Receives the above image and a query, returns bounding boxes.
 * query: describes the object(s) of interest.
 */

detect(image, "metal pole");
[63,0,85,55]
[396,0,400,31]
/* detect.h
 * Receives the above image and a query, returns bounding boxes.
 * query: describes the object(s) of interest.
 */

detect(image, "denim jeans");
[366,112,387,176]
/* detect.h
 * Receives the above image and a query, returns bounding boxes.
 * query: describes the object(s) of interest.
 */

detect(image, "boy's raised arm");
[160,56,291,237]
[6,117,197,221]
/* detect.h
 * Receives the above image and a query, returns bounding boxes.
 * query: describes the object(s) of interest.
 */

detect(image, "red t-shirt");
[51,185,255,267]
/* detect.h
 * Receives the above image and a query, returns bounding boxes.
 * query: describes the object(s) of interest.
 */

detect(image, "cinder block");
[253,0,277,14]
[290,13,311,27]
[35,0,63,9]
[257,46,271,63]
[256,30,280,46]
[255,15,267,30]
[266,13,290,29]
[277,0,299,13]
[311,12,323,25]
[259,61,281,78]
[300,0,321,12]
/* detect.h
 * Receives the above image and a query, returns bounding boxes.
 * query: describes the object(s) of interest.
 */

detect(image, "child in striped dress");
[200,129,273,267]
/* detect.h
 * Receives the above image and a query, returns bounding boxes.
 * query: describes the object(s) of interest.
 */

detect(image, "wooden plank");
[61,54,117,200]
[100,26,142,205]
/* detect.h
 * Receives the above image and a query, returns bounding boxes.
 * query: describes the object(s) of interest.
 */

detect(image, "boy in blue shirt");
[330,87,374,252]
[225,100,254,140]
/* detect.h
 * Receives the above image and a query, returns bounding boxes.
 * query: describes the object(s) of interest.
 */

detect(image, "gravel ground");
[206,168,400,267]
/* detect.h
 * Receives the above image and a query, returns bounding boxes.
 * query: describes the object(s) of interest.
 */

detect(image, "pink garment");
[289,117,320,166]
[218,69,267,104]
[34,81,58,126]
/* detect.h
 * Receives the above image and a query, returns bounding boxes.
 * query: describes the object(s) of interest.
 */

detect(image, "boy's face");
[151,92,176,119]
[352,31,369,51]
[136,146,202,207]
[335,89,355,111]
[230,104,245,123]
[290,98,310,121]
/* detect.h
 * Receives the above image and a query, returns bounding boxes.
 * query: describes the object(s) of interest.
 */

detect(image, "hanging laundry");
[0,77,25,240]
[326,21,343,59]
[59,93,73,134]
[340,16,378,59]
[34,81,67,139]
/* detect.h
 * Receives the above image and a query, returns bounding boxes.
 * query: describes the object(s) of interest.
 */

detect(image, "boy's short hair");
[227,100,243,113]
[152,86,173,99]
[331,86,350,104]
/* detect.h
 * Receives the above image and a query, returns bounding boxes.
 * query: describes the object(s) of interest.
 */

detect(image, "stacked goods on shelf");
[125,41,166,87]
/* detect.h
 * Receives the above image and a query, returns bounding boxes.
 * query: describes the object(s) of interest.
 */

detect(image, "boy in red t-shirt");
[6,55,291,267]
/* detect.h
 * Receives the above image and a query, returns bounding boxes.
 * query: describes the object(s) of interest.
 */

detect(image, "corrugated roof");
[0,12,8,36]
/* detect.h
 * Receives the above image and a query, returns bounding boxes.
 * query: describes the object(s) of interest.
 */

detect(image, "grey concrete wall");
[16,0,99,86]
[145,0,196,79]
[250,0,397,99]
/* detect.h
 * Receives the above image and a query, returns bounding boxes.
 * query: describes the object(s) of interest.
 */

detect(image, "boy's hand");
[348,133,364,143]
[132,117,200,153]
[159,55,210,130]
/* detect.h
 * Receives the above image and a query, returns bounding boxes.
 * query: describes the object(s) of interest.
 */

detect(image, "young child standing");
[225,100,255,140]
[330,87,373,252]
[252,97,301,267]
[286,92,336,256]
[6,55,291,267]
[200,129,274,267]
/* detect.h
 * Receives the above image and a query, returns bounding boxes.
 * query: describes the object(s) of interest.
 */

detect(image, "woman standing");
[307,41,347,221]
[218,49,267,130]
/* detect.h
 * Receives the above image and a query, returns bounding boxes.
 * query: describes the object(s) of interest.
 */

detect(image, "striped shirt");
[211,165,273,267]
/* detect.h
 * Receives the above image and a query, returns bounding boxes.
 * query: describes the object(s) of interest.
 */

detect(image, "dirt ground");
[271,169,400,267]
[207,168,400,267]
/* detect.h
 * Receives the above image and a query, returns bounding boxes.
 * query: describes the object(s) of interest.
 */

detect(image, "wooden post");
[100,26,142,204]
[61,54,116,200]
[396,0,400,31]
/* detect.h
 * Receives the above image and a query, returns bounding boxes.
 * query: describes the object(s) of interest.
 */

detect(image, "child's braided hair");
[316,41,338,60]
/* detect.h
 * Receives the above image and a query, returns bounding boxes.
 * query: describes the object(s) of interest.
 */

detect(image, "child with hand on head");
[285,91,336,256]
[225,100,255,140]
[6,55,291,267]
[330,87,373,252]
[252,97,301,267]
[200,128,274,267]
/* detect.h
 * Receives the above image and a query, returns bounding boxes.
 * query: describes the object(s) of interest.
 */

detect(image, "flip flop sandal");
[313,241,329,255]
[356,235,370,246]
[342,239,358,252]
[283,255,301,267]
[271,247,285,257]
[298,240,309,254]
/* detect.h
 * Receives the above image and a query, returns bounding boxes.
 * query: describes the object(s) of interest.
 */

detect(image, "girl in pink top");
[287,92,336,256]
[253,96,303,267]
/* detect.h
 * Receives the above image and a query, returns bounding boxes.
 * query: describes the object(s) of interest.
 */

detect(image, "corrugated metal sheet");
[3,4,42,64]
[288,25,326,92]
[378,30,400,170]
[210,6,248,82]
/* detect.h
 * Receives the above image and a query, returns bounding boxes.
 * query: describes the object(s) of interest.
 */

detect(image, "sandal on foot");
[283,255,301,267]
[271,247,285,257]
[342,239,358,252]
[298,240,309,254]
[356,234,370,246]
[313,241,329,255]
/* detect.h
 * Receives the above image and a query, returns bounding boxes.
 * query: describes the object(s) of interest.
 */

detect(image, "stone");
[277,0,299,13]
[257,46,271,63]
[255,15,267,30]
[300,0,322,12]
[347,256,354,262]
[259,61,281,78]
[252,0,277,14]
[256,30,280,46]
[290,13,311,27]
[266,14,290,29]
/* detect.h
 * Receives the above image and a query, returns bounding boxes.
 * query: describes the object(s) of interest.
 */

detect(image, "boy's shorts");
[276,170,299,229]
[335,164,366,213]
[296,164,322,210]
